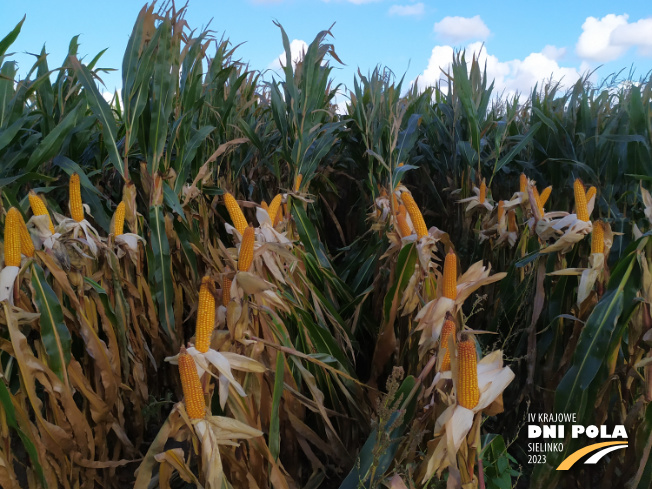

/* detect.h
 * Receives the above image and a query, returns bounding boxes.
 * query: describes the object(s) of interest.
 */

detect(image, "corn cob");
[519,173,527,194]
[222,275,232,306]
[28,191,55,234]
[539,186,552,207]
[574,179,589,222]
[16,211,34,258]
[392,193,399,212]
[195,277,216,353]
[586,186,597,202]
[294,174,303,192]
[261,201,268,212]
[4,208,22,267]
[274,204,284,227]
[267,194,282,226]
[532,186,545,217]
[497,200,505,222]
[238,224,255,272]
[401,192,428,239]
[457,337,479,409]
[224,193,247,234]
[591,221,604,255]
[396,205,411,237]
[113,202,125,236]
[178,347,205,419]
[69,173,84,222]
[508,210,518,232]
[442,250,457,300]
[479,179,486,204]
[440,316,456,371]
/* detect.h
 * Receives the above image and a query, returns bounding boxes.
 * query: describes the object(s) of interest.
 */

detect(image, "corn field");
[1,4,651,489]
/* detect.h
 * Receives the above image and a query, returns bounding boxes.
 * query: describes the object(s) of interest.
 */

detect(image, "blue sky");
[2,0,651,102]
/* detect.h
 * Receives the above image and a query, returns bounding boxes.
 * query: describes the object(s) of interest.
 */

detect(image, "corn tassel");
[69,173,84,222]
[195,276,216,353]
[591,221,604,255]
[222,276,232,306]
[440,316,456,371]
[16,211,34,258]
[442,250,457,300]
[4,208,22,267]
[539,186,552,207]
[586,186,596,202]
[401,192,428,239]
[457,337,479,409]
[396,205,411,237]
[224,193,247,234]
[113,202,125,236]
[519,173,527,194]
[267,194,282,226]
[294,174,303,192]
[178,347,205,419]
[574,179,589,222]
[28,191,55,234]
[479,179,486,204]
[238,224,255,272]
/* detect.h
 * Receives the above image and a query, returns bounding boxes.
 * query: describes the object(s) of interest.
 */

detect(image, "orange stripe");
[556,442,627,470]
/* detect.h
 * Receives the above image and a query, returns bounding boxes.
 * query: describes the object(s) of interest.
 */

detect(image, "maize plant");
[0,3,651,489]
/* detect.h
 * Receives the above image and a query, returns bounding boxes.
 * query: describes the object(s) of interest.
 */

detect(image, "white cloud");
[268,39,309,70]
[415,42,582,98]
[576,14,630,62]
[433,15,490,43]
[577,14,652,62]
[389,3,425,17]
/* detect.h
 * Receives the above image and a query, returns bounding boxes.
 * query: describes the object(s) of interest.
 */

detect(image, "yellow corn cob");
[195,276,216,353]
[401,192,428,239]
[261,201,268,212]
[222,276,232,306]
[440,316,456,371]
[28,191,55,234]
[532,186,544,217]
[113,202,125,236]
[267,194,282,225]
[178,347,205,419]
[442,250,457,300]
[508,210,518,232]
[396,205,411,237]
[4,208,22,267]
[591,221,604,255]
[457,337,479,409]
[238,224,255,272]
[224,193,247,234]
[539,186,552,207]
[574,179,589,222]
[69,173,84,222]
[294,174,303,192]
[479,179,486,204]
[519,173,527,194]
[392,193,399,212]
[274,203,284,227]
[586,186,596,203]
[16,211,34,258]
[497,200,505,222]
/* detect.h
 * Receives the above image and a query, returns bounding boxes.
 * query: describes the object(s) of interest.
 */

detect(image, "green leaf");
[148,205,175,337]
[30,263,72,383]
[492,122,541,177]
[26,104,82,171]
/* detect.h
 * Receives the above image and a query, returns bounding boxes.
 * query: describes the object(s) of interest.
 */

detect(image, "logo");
[526,412,628,468]
[556,442,628,470]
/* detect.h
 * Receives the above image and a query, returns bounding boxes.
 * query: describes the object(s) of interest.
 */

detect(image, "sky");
[2,0,652,106]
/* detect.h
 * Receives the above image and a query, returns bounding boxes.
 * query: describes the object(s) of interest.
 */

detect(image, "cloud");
[268,39,309,70]
[415,42,582,97]
[433,15,490,43]
[577,14,652,62]
[388,3,425,17]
